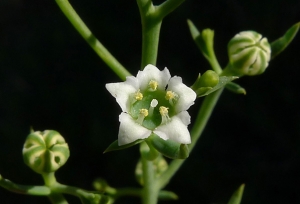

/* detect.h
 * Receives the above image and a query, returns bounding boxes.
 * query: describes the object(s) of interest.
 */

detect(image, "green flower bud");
[198,70,219,87]
[228,31,271,76]
[23,130,70,174]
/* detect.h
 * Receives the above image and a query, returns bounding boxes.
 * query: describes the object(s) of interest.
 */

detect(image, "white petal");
[136,64,171,91]
[118,113,152,145]
[167,76,196,113]
[105,76,139,112]
[176,111,191,126]
[153,115,191,144]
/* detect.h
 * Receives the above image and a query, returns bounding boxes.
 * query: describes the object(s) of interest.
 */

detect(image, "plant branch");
[0,175,51,196]
[55,0,131,80]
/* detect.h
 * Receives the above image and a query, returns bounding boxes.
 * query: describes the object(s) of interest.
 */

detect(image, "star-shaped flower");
[106,64,196,146]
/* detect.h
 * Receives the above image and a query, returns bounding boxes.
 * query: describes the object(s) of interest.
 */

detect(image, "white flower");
[106,64,196,146]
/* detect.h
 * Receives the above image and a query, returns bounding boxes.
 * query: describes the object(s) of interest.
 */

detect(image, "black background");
[0,0,300,203]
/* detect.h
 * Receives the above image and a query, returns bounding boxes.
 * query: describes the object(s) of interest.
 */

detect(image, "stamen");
[149,99,158,116]
[165,90,178,106]
[136,109,148,125]
[148,80,158,91]
[159,106,170,124]
[135,90,143,101]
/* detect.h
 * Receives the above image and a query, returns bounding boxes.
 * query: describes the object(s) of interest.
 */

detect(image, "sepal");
[187,19,214,61]
[270,22,300,59]
[225,82,246,95]
[103,139,143,153]
[147,134,189,159]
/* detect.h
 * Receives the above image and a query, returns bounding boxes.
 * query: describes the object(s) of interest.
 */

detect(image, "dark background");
[0,0,300,203]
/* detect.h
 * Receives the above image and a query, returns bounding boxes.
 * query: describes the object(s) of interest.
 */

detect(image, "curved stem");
[55,0,131,80]
[158,88,224,189]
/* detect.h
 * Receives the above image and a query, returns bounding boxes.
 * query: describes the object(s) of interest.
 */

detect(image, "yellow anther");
[165,91,176,100]
[159,106,170,124]
[159,106,169,116]
[139,109,149,117]
[135,90,143,100]
[148,80,158,91]
[136,109,148,125]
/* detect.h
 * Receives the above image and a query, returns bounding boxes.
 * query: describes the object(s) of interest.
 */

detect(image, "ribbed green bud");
[23,130,70,174]
[228,31,271,76]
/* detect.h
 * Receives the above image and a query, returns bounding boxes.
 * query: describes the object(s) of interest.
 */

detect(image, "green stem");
[48,192,68,204]
[42,172,57,187]
[0,175,51,196]
[137,0,185,68]
[42,173,68,204]
[137,1,160,67]
[158,88,224,188]
[55,0,131,80]
[141,19,162,67]
[140,142,159,204]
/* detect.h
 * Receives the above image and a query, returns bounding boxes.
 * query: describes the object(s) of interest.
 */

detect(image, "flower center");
[130,80,178,130]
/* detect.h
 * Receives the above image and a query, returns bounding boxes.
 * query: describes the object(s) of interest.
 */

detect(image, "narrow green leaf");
[270,22,300,59]
[226,82,246,95]
[228,184,245,204]
[103,139,143,153]
[187,19,200,40]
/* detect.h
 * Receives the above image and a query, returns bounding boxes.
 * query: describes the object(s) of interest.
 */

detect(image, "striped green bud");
[228,31,271,76]
[22,130,70,174]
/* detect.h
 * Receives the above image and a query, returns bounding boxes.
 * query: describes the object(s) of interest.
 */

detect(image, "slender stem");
[190,88,224,148]
[42,173,68,204]
[140,142,159,204]
[55,0,131,80]
[0,176,51,196]
[207,51,222,74]
[137,0,160,67]
[158,88,224,189]
[42,172,57,187]
[141,19,162,67]
[137,0,185,68]
[141,160,159,204]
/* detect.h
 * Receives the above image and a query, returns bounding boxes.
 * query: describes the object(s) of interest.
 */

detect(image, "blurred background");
[0,0,300,203]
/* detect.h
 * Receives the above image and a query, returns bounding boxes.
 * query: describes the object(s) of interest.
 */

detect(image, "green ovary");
[130,89,176,130]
